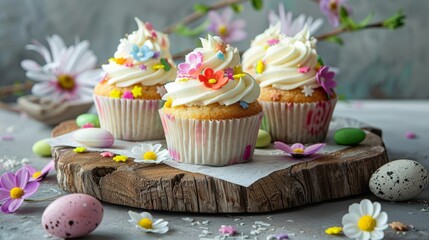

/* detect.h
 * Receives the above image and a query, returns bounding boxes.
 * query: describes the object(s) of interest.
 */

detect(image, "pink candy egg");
[42,193,103,238]
[72,128,114,148]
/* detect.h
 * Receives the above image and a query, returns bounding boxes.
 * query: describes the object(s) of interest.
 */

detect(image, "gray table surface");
[0,100,428,240]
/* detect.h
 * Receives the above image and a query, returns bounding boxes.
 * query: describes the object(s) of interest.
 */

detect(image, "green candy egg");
[334,128,366,145]
[256,129,271,148]
[32,139,52,157]
[76,113,100,127]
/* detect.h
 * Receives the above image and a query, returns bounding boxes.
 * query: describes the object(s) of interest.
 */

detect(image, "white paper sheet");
[47,117,368,187]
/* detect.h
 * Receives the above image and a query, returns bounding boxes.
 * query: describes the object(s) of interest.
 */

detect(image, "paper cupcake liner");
[159,110,263,166]
[260,98,337,143]
[94,95,164,141]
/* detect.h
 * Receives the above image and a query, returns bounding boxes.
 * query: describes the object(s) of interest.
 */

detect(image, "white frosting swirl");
[102,17,176,87]
[256,27,320,90]
[163,35,260,107]
[242,23,282,74]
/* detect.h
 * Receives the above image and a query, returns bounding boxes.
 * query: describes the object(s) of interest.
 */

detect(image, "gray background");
[0,0,427,99]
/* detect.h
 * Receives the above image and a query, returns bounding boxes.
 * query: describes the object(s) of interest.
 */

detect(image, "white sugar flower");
[269,3,323,36]
[342,199,388,240]
[128,211,169,234]
[131,143,170,163]
[21,35,103,102]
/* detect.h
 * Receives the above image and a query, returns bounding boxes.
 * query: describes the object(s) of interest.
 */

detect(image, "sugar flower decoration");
[21,35,103,102]
[0,168,40,214]
[316,66,337,97]
[100,151,114,158]
[302,86,314,97]
[128,211,169,234]
[131,143,170,164]
[274,142,325,159]
[207,8,246,43]
[269,3,323,36]
[24,160,55,182]
[113,155,128,162]
[178,51,203,76]
[342,199,388,240]
[219,225,237,235]
[319,0,350,27]
[131,43,155,62]
[325,226,343,235]
[198,68,229,90]
[73,146,87,153]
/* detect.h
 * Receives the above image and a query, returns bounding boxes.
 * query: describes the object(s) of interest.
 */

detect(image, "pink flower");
[319,0,350,27]
[207,8,246,43]
[219,225,237,235]
[122,91,134,99]
[274,142,325,159]
[0,168,40,213]
[100,151,115,157]
[178,51,203,75]
[23,160,55,182]
[316,66,337,97]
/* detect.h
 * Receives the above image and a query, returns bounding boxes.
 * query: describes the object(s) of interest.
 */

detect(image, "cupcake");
[242,26,337,143]
[94,18,177,141]
[159,35,262,166]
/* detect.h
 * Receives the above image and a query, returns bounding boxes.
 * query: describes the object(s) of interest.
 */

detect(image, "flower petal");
[23,165,37,175]
[31,82,58,97]
[1,199,13,214]
[132,146,143,156]
[128,211,142,222]
[221,8,234,24]
[372,201,381,218]
[1,172,16,190]
[153,220,169,228]
[343,225,361,239]
[342,213,360,225]
[153,144,162,153]
[75,69,104,87]
[41,160,55,174]
[22,181,40,198]
[139,212,153,221]
[359,199,373,216]
[153,226,169,234]
[0,188,10,202]
[375,212,388,228]
[273,141,294,154]
[7,198,24,213]
[303,143,325,155]
[225,30,247,43]
[15,168,30,189]
[26,71,56,82]
[370,230,384,240]
[291,143,304,150]
[21,60,41,71]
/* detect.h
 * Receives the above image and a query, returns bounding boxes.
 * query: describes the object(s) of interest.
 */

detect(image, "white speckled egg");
[72,128,114,148]
[42,193,103,238]
[369,159,429,201]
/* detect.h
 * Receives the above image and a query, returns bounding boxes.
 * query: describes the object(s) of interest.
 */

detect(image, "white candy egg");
[72,128,114,148]
[369,159,429,201]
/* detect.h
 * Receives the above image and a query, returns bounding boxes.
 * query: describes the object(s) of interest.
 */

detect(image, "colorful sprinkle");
[82,123,95,128]
[233,65,247,79]
[131,86,143,98]
[73,146,87,153]
[110,57,127,65]
[267,38,280,46]
[164,97,173,108]
[301,86,314,97]
[110,89,122,98]
[224,67,234,79]
[153,51,160,59]
[156,86,167,97]
[219,225,236,235]
[100,151,114,158]
[1,135,14,141]
[239,101,249,109]
[152,64,165,70]
[325,226,343,235]
[140,64,147,71]
[216,51,225,60]
[256,60,265,74]
[405,131,416,139]
[298,66,311,73]
[160,58,171,71]
[113,155,128,162]
[122,90,134,99]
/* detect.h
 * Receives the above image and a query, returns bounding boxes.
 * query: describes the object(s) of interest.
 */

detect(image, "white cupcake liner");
[159,110,263,166]
[94,95,164,141]
[260,98,337,143]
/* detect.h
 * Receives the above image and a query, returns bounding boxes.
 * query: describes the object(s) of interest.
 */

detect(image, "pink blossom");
[23,160,55,182]
[274,142,325,159]
[122,91,134,99]
[207,8,246,43]
[316,66,337,97]
[319,0,350,27]
[100,152,114,157]
[178,51,203,75]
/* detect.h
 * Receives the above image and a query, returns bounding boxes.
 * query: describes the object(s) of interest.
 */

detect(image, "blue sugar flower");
[131,44,155,62]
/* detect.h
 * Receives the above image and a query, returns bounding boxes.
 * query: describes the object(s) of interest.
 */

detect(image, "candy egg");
[32,139,52,157]
[42,193,103,238]
[256,129,271,148]
[334,128,366,145]
[369,159,429,201]
[76,113,100,128]
[72,128,114,148]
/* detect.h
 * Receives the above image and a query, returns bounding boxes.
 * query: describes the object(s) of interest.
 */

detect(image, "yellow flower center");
[32,171,42,179]
[329,0,338,11]
[57,75,75,90]
[293,148,304,154]
[10,187,24,199]
[143,151,157,160]
[208,78,217,84]
[138,218,153,229]
[218,25,228,37]
[358,215,377,232]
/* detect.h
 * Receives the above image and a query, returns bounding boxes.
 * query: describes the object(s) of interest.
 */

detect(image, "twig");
[162,0,249,34]
[0,82,33,96]
[315,22,384,41]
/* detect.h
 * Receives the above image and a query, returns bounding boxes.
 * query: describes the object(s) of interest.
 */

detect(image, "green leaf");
[326,36,344,45]
[193,3,210,13]
[231,3,243,13]
[339,6,357,30]
[175,20,209,37]
[251,0,263,10]
[358,13,374,28]
[383,10,406,29]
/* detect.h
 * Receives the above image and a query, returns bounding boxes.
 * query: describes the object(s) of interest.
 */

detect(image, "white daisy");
[342,199,388,240]
[21,35,103,102]
[128,211,169,234]
[131,143,170,164]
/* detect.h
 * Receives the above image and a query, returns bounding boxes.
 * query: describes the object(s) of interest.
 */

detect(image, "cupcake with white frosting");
[94,17,177,141]
[242,26,337,143]
[159,35,262,166]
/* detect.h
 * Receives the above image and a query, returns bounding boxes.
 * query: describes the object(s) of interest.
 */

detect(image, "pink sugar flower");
[274,142,325,159]
[100,151,115,157]
[122,91,134,99]
[0,168,40,213]
[219,225,237,235]
[178,51,203,75]
[316,66,337,97]
[23,160,55,182]
[207,8,246,44]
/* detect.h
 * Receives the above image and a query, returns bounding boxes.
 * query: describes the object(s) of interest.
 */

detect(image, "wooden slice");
[52,120,388,213]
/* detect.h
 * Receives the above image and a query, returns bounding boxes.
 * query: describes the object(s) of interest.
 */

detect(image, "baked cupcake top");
[102,17,177,88]
[162,35,260,107]
[243,26,336,98]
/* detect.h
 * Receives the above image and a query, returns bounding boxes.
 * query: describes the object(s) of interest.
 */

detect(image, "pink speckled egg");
[42,193,103,238]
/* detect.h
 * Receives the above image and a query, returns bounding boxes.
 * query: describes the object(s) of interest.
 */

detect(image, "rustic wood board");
[52,120,388,213]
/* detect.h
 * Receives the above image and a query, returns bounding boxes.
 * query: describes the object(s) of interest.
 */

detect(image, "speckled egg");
[42,193,103,238]
[369,159,429,201]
